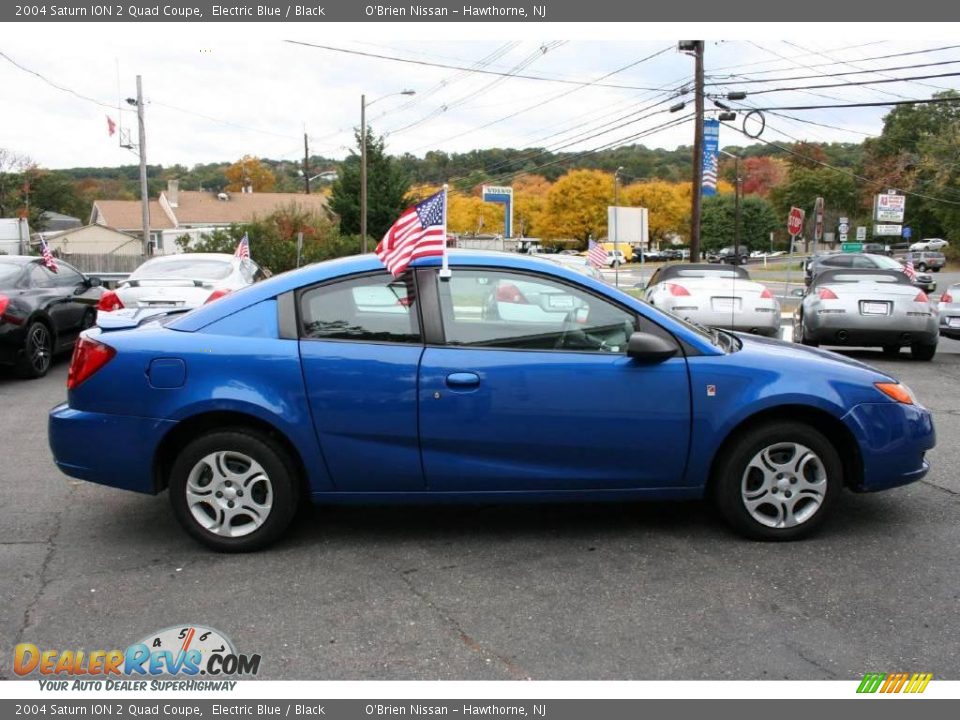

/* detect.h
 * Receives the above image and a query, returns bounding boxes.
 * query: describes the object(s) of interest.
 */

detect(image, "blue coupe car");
[49,252,935,551]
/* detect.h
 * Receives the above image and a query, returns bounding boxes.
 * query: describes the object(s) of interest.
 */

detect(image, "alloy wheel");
[740,442,827,529]
[185,451,274,538]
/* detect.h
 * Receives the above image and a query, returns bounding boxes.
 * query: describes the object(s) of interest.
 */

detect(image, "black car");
[0,256,104,378]
[713,245,750,264]
[804,252,936,293]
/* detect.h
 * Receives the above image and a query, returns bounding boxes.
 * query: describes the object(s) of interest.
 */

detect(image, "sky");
[2,23,960,171]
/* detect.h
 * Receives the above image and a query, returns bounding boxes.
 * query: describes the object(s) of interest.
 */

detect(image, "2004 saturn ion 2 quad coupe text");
[48,252,935,551]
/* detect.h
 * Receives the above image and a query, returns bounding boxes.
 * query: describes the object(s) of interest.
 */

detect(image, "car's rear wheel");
[15,321,53,379]
[917,263,928,272]
[713,422,841,540]
[168,429,299,552]
[796,316,818,347]
[932,267,941,273]
[911,342,937,361]
[882,344,901,356]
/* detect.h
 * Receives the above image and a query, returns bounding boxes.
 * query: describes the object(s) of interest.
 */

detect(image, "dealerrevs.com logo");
[14,625,260,691]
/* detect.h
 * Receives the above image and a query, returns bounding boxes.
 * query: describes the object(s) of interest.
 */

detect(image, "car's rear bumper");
[48,403,176,494]
[806,312,938,346]
[843,401,935,492]
[661,306,781,335]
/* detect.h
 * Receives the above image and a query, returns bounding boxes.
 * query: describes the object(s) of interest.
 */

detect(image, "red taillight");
[759,287,773,299]
[0,294,8,316]
[818,288,838,300]
[97,290,124,312]
[941,292,953,304]
[666,283,691,296]
[67,336,116,390]
[205,288,232,304]
[915,291,929,303]
[496,282,529,304]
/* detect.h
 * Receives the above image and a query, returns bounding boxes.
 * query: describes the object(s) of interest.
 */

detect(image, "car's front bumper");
[843,401,935,492]
[48,403,176,494]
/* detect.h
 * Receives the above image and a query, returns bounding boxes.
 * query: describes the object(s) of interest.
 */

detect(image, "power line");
[740,96,960,111]
[1,50,119,110]
[283,39,673,91]
[705,58,960,86]
[729,71,960,96]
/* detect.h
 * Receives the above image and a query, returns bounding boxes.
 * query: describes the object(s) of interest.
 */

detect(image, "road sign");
[839,233,848,242]
[814,197,825,241]
[875,224,903,236]
[788,207,804,236]
[875,194,906,223]
[842,242,864,252]
[856,226,867,241]
[838,222,850,234]
[903,226,912,239]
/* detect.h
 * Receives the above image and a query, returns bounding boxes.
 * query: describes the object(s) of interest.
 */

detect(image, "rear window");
[131,257,233,281]
[0,262,22,286]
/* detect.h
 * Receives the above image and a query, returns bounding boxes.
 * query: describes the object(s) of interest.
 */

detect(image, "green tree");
[330,127,411,241]
[176,204,344,274]
[700,194,778,251]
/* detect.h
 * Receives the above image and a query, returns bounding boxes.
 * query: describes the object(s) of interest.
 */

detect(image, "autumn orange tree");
[538,169,613,244]
[225,155,276,193]
[620,180,689,243]
[512,174,552,237]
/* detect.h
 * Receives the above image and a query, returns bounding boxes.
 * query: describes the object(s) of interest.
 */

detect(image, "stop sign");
[788,207,805,236]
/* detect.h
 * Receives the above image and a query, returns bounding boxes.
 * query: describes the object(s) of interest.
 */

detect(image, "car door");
[46,262,93,345]
[297,272,426,492]
[417,267,692,492]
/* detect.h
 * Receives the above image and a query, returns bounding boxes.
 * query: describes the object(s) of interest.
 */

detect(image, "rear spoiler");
[123,279,213,288]
[96,306,192,331]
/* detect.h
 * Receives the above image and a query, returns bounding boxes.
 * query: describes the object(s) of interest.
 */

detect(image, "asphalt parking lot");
[1,338,959,681]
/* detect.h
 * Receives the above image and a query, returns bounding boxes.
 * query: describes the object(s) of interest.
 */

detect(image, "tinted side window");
[28,264,56,288]
[822,256,852,268]
[437,269,636,353]
[300,273,420,343]
[851,256,878,269]
[52,264,84,288]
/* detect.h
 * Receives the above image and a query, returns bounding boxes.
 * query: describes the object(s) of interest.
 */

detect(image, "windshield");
[0,263,22,286]
[131,257,233,281]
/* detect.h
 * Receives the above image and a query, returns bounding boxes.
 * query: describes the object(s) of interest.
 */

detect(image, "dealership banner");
[701,118,720,197]
[2,0,956,22]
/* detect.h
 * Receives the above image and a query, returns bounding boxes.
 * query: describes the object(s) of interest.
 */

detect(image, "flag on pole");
[903,259,917,281]
[40,237,58,273]
[106,115,117,137]
[587,238,607,268]
[376,189,446,277]
[234,233,250,260]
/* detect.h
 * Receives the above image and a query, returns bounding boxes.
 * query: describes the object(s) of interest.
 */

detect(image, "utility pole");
[690,41,705,263]
[135,75,150,255]
[360,94,368,253]
[303,132,311,195]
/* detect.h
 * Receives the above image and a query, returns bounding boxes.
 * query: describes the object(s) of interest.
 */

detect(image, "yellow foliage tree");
[621,180,690,243]
[447,193,504,235]
[538,169,614,244]
[512,174,552,238]
[225,155,276,192]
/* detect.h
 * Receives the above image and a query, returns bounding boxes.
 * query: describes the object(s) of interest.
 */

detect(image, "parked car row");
[804,252,939,292]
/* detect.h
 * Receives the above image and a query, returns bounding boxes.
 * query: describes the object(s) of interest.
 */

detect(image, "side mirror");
[790,288,805,298]
[87,276,102,288]
[626,332,678,363]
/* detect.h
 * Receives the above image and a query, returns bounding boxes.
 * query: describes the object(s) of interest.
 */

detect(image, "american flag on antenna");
[903,259,917,281]
[377,190,446,277]
[587,238,607,268]
[234,233,250,260]
[40,237,58,272]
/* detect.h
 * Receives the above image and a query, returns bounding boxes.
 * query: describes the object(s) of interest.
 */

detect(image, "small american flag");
[903,259,917,281]
[40,237,58,272]
[234,233,250,260]
[377,190,446,277]
[587,239,607,269]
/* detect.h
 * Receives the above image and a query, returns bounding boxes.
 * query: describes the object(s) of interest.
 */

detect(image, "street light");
[720,149,742,267]
[361,89,416,253]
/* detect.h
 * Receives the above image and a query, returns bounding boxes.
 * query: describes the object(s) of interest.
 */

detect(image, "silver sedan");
[644,263,781,337]
[794,268,939,360]
[938,283,960,339]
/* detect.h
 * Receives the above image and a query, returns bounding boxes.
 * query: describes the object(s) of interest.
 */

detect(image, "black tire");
[168,429,300,552]
[932,267,941,273]
[881,344,901,357]
[15,320,53,379]
[911,342,937,361]
[917,263,928,272]
[713,421,842,541]
[798,317,819,347]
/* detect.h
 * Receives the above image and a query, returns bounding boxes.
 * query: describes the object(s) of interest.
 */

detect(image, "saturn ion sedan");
[644,263,781,337]
[794,268,939,360]
[49,251,935,551]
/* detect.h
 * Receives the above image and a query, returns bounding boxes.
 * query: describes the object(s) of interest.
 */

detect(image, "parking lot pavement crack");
[15,511,63,645]
[394,568,531,680]
[921,479,960,497]
[791,646,839,679]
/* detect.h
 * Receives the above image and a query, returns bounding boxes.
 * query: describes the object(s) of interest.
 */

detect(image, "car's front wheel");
[713,422,841,540]
[168,429,300,552]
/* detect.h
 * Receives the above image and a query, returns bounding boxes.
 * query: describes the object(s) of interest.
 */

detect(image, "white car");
[644,263,781,337]
[910,238,949,251]
[536,253,605,282]
[97,253,266,315]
